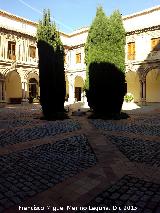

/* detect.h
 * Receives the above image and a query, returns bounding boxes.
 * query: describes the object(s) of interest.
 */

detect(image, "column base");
[68,97,75,104]
[21,99,29,105]
[139,99,147,106]
[0,100,6,108]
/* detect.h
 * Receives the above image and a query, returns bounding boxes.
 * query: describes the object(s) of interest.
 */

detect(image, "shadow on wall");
[86,62,126,117]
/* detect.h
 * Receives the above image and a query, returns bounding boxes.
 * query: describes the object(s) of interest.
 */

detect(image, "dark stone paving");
[0,119,43,130]
[78,175,160,213]
[91,119,160,137]
[107,135,160,167]
[0,119,80,147]
[0,106,41,120]
[0,134,97,212]
[133,116,160,126]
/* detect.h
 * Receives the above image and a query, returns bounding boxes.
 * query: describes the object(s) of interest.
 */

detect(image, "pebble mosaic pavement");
[91,114,160,168]
[107,135,160,167]
[0,135,97,212]
[78,175,160,213]
[91,118,160,137]
[0,119,80,147]
[0,104,160,213]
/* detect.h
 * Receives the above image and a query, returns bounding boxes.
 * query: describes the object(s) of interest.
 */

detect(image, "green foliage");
[109,10,126,72]
[85,7,107,65]
[124,93,134,103]
[37,9,66,120]
[84,6,125,90]
[37,9,63,51]
[85,6,126,117]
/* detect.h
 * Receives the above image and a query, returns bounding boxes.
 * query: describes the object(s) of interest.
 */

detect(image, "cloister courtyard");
[0,102,160,212]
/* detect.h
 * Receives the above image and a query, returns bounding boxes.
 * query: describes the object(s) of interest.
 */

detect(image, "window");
[8,41,16,60]
[151,38,160,51]
[127,42,135,60]
[29,45,36,58]
[76,53,81,63]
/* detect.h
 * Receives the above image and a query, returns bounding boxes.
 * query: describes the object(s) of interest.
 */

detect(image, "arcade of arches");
[126,66,160,104]
[66,75,85,103]
[27,72,39,99]
[0,70,86,105]
[0,69,40,104]
[6,71,21,102]
[1,66,160,105]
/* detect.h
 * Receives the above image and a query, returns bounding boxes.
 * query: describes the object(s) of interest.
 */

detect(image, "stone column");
[68,75,75,104]
[0,81,2,100]
[24,40,26,62]
[22,41,25,61]
[1,34,4,59]
[143,79,146,105]
[140,80,143,100]
[21,81,28,103]
[20,41,23,62]
[22,82,25,100]
[26,40,29,62]
[2,81,6,101]
[24,82,28,99]
[3,36,6,60]
[139,73,146,106]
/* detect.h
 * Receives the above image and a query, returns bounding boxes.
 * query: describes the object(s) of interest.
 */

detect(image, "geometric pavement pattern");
[78,175,160,213]
[0,119,80,147]
[91,117,160,137]
[107,135,160,167]
[0,119,42,130]
[91,116,160,167]
[0,134,97,212]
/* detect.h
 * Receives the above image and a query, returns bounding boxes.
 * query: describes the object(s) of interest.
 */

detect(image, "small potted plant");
[124,93,134,103]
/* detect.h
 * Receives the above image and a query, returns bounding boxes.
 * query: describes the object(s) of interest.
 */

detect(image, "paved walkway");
[0,103,160,213]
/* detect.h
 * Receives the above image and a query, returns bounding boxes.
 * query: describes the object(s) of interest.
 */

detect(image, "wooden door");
[75,87,81,101]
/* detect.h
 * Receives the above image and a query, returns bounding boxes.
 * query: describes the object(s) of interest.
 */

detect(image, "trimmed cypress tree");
[85,6,126,117]
[37,9,66,120]
[108,10,126,72]
[84,6,108,90]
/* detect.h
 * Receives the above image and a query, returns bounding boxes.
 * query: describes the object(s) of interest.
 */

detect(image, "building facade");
[124,6,160,104]
[0,10,39,104]
[0,6,160,105]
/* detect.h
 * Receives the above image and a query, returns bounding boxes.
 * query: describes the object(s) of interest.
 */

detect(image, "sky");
[0,0,160,33]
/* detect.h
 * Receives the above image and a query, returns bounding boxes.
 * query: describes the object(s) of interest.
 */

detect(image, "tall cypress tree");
[84,6,108,90]
[37,9,66,119]
[85,6,126,117]
[108,10,126,72]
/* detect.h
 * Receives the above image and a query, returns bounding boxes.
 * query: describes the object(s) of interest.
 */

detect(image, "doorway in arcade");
[75,87,81,101]
[29,78,38,98]
[74,76,84,102]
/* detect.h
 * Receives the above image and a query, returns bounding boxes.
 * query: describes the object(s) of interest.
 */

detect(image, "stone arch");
[5,70,22,103]
[146,68,160,102]
[125,70,140,102]
[74,75,84,102]
[25,69,39,80]
[145,65,160,77]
